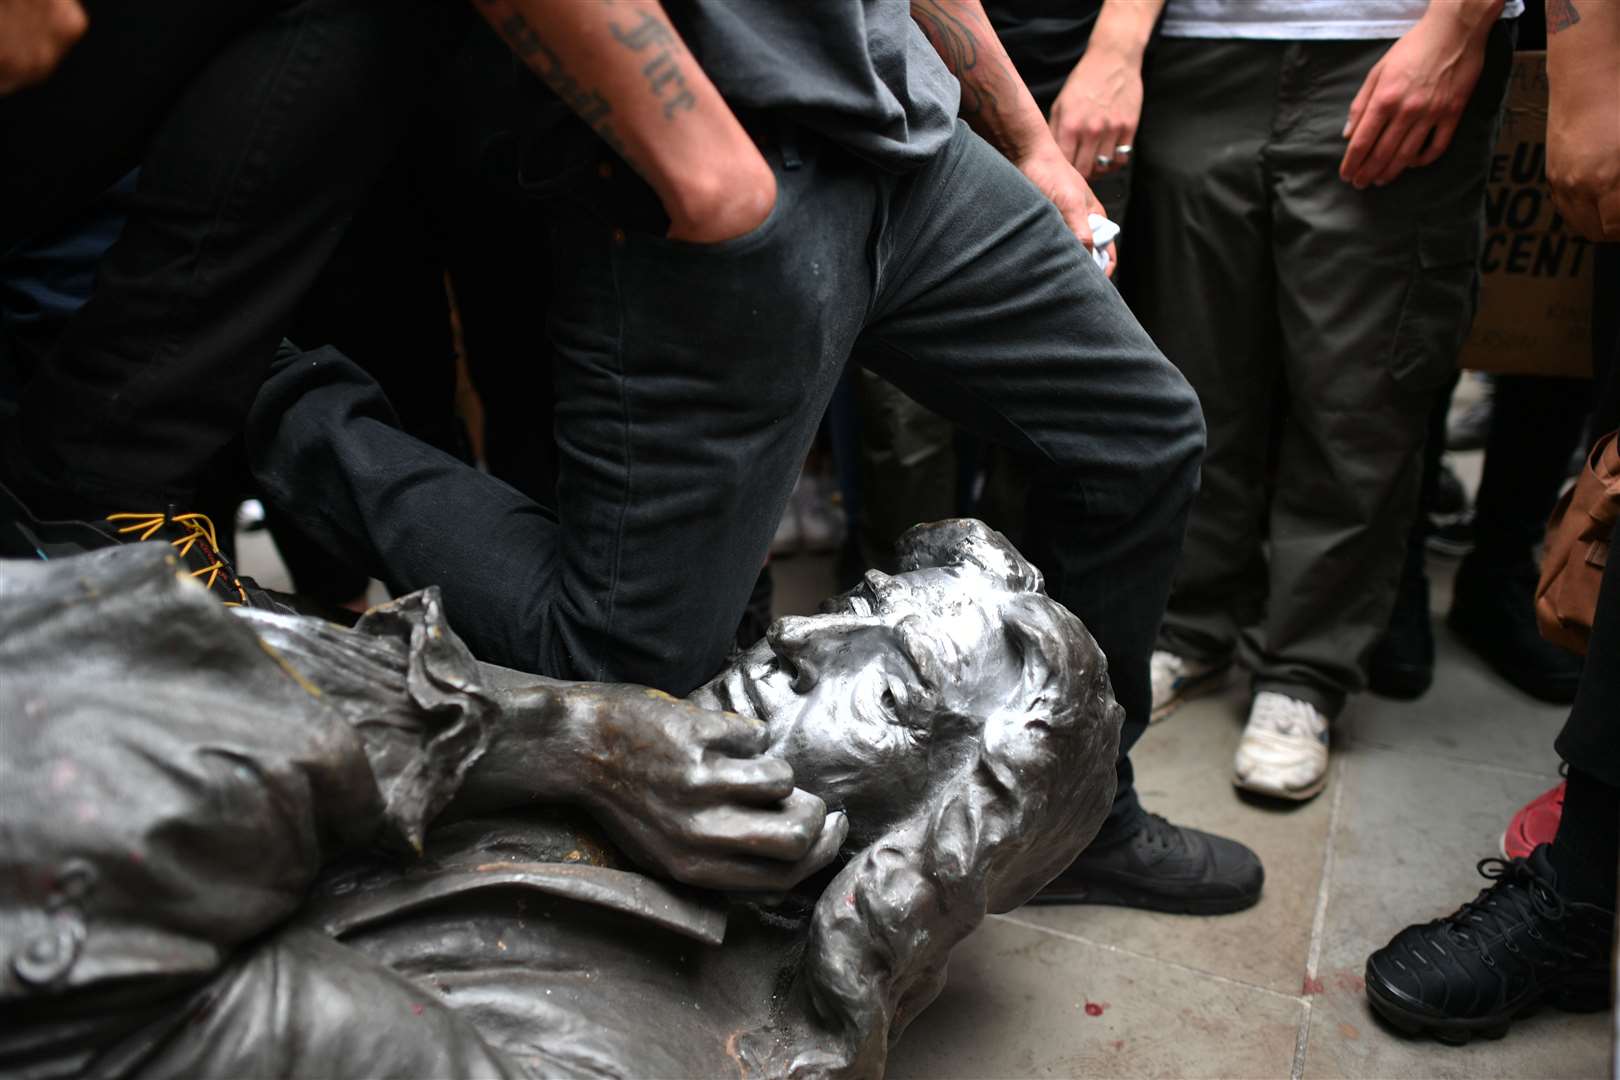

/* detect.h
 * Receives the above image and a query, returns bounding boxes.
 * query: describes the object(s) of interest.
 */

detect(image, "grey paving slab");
[1299,744,1609,1079]
[1345,597,1571,780]
[887,916,1305,1080]
[236,528,295,593]
[1012,679,1334,997]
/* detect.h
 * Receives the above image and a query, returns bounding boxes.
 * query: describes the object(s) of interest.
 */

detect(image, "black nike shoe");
[1365,845,1614,1045]
[1028,812,1264,914]
[2,481,278,609]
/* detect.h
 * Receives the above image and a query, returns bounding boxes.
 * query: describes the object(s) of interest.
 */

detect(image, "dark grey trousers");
[1128,25,1514,716]
[250,120,1204,834]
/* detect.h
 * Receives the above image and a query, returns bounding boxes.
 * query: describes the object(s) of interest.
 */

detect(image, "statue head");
[703,520,1123,1078]
[695,518,1120,870]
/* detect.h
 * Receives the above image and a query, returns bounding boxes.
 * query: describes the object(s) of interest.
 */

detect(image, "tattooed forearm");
[477,0,627,156]
[909,0,1001,125]
[609,11,697,119]
[1548,0,1582,33]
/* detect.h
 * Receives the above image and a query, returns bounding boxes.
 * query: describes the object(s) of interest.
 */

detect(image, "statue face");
[693,567,1028,836]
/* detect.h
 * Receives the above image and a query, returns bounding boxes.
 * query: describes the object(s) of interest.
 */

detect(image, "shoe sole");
[1424,533,1475,559]
[1151,664,1234,723]
[1365,967,1609,1045]
[1025,880,1260,915]
[1233,770,1328,802]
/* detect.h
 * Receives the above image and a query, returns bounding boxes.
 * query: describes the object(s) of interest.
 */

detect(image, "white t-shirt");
[1159,0,1524,40]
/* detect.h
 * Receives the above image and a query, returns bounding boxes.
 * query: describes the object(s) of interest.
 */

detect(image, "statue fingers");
[697,754,796,804]
[691,705,772,758]
[672,810,849,892]
[685,788,829,860]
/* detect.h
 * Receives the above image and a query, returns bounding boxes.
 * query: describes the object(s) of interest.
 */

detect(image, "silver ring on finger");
[1095,154,1113,168]
[1114,144,1133,158]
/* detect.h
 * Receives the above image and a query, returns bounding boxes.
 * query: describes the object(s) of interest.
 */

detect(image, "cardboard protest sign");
[1458,51,1594,378]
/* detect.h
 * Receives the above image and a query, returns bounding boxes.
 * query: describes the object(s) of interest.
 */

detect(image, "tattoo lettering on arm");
[476,0,628,157]
[609,11,698,119]
[1548,0,1582,33]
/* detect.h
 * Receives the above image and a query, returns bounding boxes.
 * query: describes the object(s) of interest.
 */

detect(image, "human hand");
[1048,44,1143,179]
[660,140,778,245]
[1017,146,1116,275]
[547,684,846,891]
[1339,4,1495,189]
[0,0,86,95]
[1547,59,1620,241]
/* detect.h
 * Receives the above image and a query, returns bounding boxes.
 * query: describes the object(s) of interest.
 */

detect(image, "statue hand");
[553,685,848,891]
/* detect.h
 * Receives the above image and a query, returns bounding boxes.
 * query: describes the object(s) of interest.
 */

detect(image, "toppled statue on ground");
[0,520,1121,1079]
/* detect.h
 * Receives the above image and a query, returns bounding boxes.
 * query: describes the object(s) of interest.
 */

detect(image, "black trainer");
[1449,562,1583,703]
[2,481,276,608]
[1028,812,1264,914]
[1365,845,1613,1045]
[1430,462,1468,518]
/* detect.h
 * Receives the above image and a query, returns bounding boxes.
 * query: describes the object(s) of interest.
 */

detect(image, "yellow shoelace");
[106,511,248,606]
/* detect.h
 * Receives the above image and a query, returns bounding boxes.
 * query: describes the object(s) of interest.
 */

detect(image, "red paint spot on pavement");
[1084,1000,1106,1017]
[1334,972,1366,993]
[1302,976,1325,995]
[411,1003,424,1016]
[1111,1040,1125,1052]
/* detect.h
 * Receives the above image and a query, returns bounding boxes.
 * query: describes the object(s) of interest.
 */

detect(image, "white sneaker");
[1233,691,1330,801]
[1150,649,1231,722]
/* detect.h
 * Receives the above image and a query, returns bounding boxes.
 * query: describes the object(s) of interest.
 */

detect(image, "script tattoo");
[476,0,626,157]
[609,11,697,119]
[1547,0,1582,33]
[908,1,1004,129]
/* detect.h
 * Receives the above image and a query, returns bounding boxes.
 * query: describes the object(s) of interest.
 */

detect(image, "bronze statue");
[0,520,1120,1079]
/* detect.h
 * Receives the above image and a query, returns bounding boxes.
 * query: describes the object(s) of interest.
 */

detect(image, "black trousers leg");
[0,0,461,512]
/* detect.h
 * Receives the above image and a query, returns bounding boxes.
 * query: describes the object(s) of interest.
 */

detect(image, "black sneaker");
[1446,393,1494,452]
[1368,561,1434,700]
[1429,462,1469,518]
[1449,562,1583,703]
[1425,508,1476,558]
[2,482,274,608]
[1027,812,1264,914]
[1365,845,1614,1045]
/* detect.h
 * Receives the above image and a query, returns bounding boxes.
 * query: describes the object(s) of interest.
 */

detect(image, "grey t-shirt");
[666,1,962,172]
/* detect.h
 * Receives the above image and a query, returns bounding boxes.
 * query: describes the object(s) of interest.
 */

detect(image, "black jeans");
[249,120,1205,833]
[0,0,461,512]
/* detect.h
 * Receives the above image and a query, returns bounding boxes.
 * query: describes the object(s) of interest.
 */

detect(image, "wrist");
[1086,13,1154,65]
[1421,0,1503,40]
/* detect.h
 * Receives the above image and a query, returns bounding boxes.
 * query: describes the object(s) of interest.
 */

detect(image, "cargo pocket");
[1388,223,1484,393]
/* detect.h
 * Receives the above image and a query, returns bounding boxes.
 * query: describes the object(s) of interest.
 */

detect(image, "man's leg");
[1448,372,1590,703]
[1124,38,1284,678]
[1261,27,1514,718]
[1,0,460,516]
[851,121,1260,912]
[251,127,876,690]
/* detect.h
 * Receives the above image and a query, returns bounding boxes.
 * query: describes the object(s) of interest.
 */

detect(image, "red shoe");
[1500,781,1566,859]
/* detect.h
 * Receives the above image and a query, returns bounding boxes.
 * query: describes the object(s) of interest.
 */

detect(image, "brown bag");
[1537,430,1620,656]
